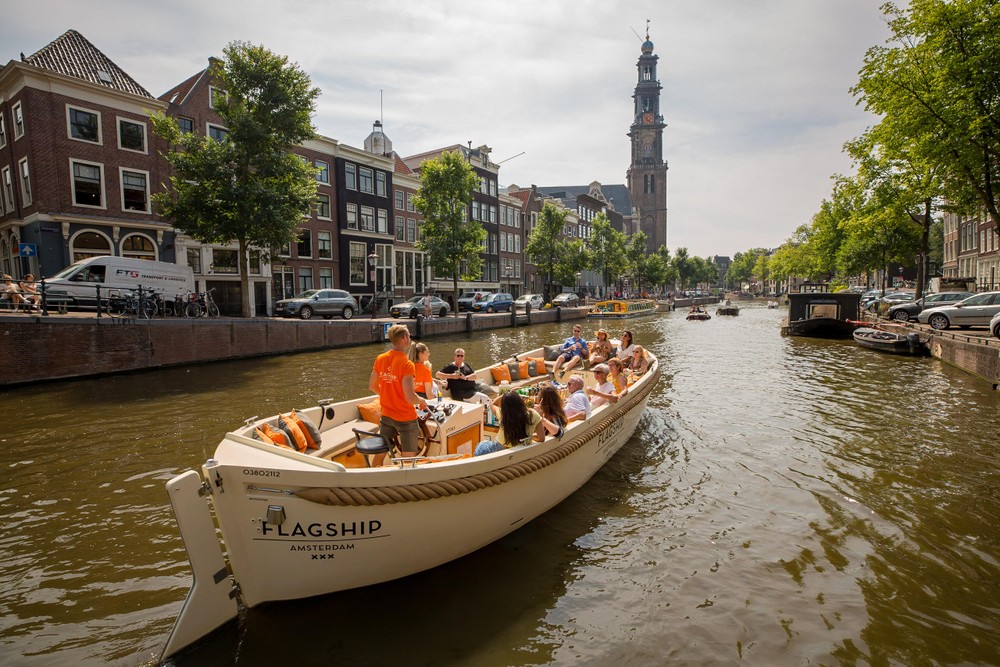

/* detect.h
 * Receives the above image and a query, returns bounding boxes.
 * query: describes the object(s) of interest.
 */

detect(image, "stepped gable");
[22,29,152,99]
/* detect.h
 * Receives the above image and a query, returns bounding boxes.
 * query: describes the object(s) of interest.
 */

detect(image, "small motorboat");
[716,304,739,316]
[767,301,779,309]
[853,327,926,355]
[686,307,711,321]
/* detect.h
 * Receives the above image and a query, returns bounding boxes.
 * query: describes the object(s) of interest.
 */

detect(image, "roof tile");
[23,29,152,98]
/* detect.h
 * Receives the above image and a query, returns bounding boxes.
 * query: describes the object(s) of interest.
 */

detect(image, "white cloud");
[1,0,890,256]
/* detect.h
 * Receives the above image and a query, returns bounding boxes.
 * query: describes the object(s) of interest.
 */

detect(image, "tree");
[526,202,570,303]
[585,214,627,298]
[152,42,319,318]
[671,247,693,289]
[624,231,648,293]
[852,0,1000,235]
[413,151,484,316]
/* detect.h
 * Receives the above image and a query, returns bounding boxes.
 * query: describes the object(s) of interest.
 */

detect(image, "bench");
[312,418,379,459]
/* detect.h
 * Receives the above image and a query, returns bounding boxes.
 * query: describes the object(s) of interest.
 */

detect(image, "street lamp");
[368,250,378,319]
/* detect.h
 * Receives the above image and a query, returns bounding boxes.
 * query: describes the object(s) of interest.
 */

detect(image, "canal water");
[2,307,998,666]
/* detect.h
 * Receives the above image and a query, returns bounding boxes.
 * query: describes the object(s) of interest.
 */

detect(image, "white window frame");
[376,171,386,198]
[66,104,102,145]
[360,205,375,232]
[70,159,106,209]
[1,167,13,213]
[395,215,405,241]
[377,208,388,234]
[18,158,32,206]
[209,86,229,110]
[116,117,147,154]
[395,191,404,210]
[316,160,330,184]
[317,230,332,259]
[119,167,151,213]
[346,202,358,230]
[316,193,331,220]
[0,115,6,148]
[13,102,24,140]
[177,116,194,134]
[407,218,416,244]
[359,167,374,194]
[207,123,228,142]
[407,193,415,212]
[120,232,158,260]
[345,163,357,190]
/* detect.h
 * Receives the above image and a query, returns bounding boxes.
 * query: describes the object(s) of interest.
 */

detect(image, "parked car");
[990,311,1000,339]
[513,294,544,311]
[472,292,514,313]
[275,289,358,320]
[457,291,492,312]
[390,295,450,319]
[887,291,973,322]
[863,291,914,312]
[916,291,1000,330]
[551,292,581,308]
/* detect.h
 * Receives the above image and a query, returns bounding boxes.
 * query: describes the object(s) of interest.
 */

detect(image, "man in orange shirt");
[369,324,428,464]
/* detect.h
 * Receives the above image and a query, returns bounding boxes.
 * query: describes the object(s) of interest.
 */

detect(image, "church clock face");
[642,112,654,124]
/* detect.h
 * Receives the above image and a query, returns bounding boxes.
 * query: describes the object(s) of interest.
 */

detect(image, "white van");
[42,256,195,309]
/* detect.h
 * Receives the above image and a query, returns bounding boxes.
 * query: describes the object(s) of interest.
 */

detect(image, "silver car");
[275,289,358,320]
[513,294,544,310]
[990,311,1000,339]
[916,291,1000,330]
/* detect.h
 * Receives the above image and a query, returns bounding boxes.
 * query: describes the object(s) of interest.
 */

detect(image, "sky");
[3,0,892,258]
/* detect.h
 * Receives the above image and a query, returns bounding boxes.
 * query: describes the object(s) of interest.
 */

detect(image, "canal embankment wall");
[0,307,594,387]
[876,321,1000,390]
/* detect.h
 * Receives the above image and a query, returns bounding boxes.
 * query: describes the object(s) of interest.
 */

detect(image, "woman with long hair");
[474,391,550,455]
[408,342,437,399]
[617,330,636,368]
[629,345,650,377]
[590,329,613,364]
[535,384,567,438]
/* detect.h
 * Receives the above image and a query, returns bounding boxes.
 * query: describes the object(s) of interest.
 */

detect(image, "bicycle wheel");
[140,299,156,319]
[107,298,127,318]
[185,302,203,318]
[207,302,220,318]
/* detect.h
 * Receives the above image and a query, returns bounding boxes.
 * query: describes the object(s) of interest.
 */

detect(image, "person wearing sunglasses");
[436,348,489,404]
[585,363,620,408]
[552,324,590,378]
[616,330,636,368]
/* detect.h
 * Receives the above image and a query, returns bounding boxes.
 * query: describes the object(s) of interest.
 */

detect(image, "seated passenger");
[19,274,39,309]
[552,324,589,378]
[607,357,629,395]
[535,384,567,438]
[474,392,550,455]
[585,364,620,407]
[436,348,489,404]
[629,345,650,377]
[563,374,591,422]
[2,274,27,311]
[616,330,636,369]
[408,342,437,399]
[590,329,613,365]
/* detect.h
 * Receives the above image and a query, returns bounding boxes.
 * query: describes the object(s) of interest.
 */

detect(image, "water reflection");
[2,308,998,665]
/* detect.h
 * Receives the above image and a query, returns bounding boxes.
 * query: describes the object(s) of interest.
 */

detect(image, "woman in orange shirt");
[408,342,438,399]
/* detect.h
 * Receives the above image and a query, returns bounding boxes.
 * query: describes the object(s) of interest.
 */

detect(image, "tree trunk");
[916,199,931,300]
[238,236,251,318]
[452,271,459,317]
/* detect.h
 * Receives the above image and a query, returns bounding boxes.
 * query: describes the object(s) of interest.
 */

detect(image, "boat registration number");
[243,468,280,478]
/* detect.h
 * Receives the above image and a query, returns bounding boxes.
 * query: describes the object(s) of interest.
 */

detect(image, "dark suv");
[886,291,972,322]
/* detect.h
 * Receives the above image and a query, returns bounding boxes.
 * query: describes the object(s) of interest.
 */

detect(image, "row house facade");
[942,209,1000,291]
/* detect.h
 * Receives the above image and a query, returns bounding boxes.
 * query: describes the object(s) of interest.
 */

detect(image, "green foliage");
[852,0,1000,234]
[152,41,319,317]
[526,202,570,302]
[413,150,484,314]
[585,214,627,297]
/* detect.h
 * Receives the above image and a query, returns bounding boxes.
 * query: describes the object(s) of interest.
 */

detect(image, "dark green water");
[1,307,998,666]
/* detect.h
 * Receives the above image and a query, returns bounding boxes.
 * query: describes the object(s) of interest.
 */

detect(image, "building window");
[187,247,203,274]
[212,249,238,274]
[209,86,229,110]
[377,209,388,234]
[177,117,194,134]
[121,234,156,260]
[360,206,375,232]
[407,193,415,212]
[121,169,150,212]
[349,242,366,285]
[297,230,312,258]
[117,118,146,153]
[359,167,374,194]
[0,115,6,147]
[319,267,333,288]
[345,163,357,190]
[316,160,330,184]
[395,216,405,241]
[346,202,358,230]
[71,160,104,208]
[318,231,332,259]
[472,201,480,221]
[68,106,101,143]
[316,193,331,219]
[1,167,13,213]
[13,103,24,139]
[298,267,313,292]
[278,241,291,257]
[207,124,228,142]
[407,218,416,243]
[395,191,404,210]
[70,230,112,262]
[376,172,386,197]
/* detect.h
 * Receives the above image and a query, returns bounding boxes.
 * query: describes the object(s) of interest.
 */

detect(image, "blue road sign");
[18,243,37,257]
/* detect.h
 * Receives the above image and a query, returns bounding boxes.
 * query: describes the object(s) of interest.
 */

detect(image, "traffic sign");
[18,243,37,257]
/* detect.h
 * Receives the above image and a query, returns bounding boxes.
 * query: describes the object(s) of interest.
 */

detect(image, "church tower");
[626,23,668,252]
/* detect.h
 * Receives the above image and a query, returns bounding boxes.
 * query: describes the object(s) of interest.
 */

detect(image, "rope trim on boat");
[294,366,659,507]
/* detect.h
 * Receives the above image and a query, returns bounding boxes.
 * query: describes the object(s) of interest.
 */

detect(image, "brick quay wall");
[0,307,587,387]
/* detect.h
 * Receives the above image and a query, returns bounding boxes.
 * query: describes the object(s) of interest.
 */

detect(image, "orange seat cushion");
[357,398,382,425]
[491,365,511,383]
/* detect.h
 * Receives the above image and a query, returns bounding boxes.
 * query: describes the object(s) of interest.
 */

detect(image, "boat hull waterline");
[161,348,658,660]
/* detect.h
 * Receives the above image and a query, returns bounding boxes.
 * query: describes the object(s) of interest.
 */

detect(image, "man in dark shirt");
[436,348,490,403]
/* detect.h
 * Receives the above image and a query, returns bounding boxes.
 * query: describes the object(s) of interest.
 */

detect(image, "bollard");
[415,313,424,338]
[556,305,562,323]
[466,311,473,333]
[525,302,531,325]
[510,308,517,328]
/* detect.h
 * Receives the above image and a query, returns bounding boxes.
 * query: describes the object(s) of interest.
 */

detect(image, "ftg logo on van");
[115,269,142,279]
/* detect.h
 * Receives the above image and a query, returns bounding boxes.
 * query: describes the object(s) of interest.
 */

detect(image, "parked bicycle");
[185,288,221,318]
[105,286,161,319]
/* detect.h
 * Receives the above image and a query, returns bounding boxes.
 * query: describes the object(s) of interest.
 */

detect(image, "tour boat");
[160,345,659,660]
[587,298,658,319]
